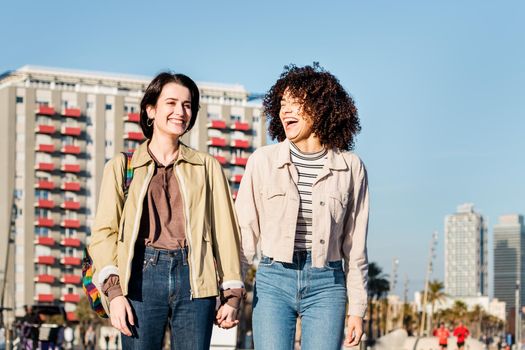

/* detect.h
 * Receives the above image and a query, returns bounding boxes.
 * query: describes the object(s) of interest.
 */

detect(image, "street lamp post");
[419,231,438,337]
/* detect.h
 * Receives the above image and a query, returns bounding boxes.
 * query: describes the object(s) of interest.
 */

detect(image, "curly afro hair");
[263,63,360,151]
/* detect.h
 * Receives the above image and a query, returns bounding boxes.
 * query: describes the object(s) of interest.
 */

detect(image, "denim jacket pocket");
[262,186,287,218]
[329,192,349,221]
[324,260,343,271]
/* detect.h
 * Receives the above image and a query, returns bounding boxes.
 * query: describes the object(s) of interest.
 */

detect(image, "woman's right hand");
[109,296,134,336]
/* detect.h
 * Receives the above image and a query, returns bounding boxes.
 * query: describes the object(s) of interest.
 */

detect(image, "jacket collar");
[274,139,348,171]
[131,140,204,169]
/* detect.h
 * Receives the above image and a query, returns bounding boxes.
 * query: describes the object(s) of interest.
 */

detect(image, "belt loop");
[181,247,188,266]
[152,249,160,265]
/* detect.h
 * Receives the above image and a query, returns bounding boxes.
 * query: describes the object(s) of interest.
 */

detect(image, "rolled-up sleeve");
[342,158,369,317]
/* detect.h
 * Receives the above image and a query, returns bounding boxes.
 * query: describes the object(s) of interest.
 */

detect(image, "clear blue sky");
[2,0,524,299]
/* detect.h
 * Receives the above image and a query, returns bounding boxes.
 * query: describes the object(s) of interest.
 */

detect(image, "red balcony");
[35,294,54,303]
[62,293,80,303]
[61,219,81,229]
[66,312,78,321]
[231,174,243,183]
[231,139,250,149]
[208,137,227,147]
[37,106,55,116]
[61,145,81,154]
[62,108,81,118]
[36,256,55,265]
[231,157,248,166]
[35,274,55,284]
[61,237,81,248]
[62,256,82,266]
[61,164,81,173]
[125,113,140,122]
[62,274,81,285]
[61,181,81,191]
[35,217,54,227]
[213,155,227,165]
[36,199,55,209]
[35,236,55,247]
[35,125,56,134]
[125,131,144,141]
[61,201,80,210]
[61,126,82,136]
[208,120,227,129]
[232,190,238,200]
[36,180,55,190]
[231,121,250,131]
[35,162,55,172]
[36,144,55,153]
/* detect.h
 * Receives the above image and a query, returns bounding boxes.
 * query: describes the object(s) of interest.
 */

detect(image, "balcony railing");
[207,120,227,129]
[61,181,81,192]
[231,157,248,166]
[208,137,227,147]
[61,256,82,266]
[62,274,81,284]
[35,236,55,246]
[35,162,55,172]
[61,201,81,210]
[61,164,81,173]
[36,255,55,265]
[36,180,55,190]
[231,121,250,131]
[62,108,81,118]
[231,139,250,149]
[61,125,82,136]
[62,293,80,303]
[213,155,228,165]
[231,174,243,183]
[35,125,56,134]
[35,294,55,303]
[37,106,55,116]
[61,219,81,229]
[124,131,145,141]
[66,312,78,321]
[36,144,56,153]
[35,274,55,284]
[61,145,81,154]
[61,237,81,248]
[125,113,140,122]
[36,199,55,209]
[35,217,54,227]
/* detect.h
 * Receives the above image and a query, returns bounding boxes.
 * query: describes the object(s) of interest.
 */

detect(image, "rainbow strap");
[81,249,108,318]
[123,152,134,197]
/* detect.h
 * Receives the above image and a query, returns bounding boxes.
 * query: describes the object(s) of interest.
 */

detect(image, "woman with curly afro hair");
[235,63,369,350]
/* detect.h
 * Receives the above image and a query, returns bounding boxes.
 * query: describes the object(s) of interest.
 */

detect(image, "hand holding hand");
[215,304,239,329]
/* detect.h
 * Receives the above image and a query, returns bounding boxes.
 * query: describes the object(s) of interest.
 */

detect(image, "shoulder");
[248,142,282,163]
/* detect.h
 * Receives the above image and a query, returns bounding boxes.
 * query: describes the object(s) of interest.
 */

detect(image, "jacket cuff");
[220,280,244,290]
[347,304,367,318]
[97,265,119,286]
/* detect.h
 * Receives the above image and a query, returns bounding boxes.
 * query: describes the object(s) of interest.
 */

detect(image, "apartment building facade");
[0,66,265,321]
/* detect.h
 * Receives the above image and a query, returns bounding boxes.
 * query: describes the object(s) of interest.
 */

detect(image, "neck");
[291,137,323,153]
[148,134,180,165]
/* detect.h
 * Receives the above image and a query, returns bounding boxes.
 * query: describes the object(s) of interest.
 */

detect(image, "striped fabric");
[289,142,327,251]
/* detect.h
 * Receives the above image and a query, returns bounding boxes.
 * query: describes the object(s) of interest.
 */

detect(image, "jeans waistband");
[292,250,312,264]
[144,245,188,263]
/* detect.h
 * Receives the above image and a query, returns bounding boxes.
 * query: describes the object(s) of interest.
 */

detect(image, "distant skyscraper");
[493,214,525,315]
[445,203,488,297]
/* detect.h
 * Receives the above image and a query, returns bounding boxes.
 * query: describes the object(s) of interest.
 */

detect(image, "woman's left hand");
[215,304,239,329]
[343,315,364,347]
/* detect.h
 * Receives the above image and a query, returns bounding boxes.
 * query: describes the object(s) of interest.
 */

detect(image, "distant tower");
[493,214,525,316]
[444,203,488,297]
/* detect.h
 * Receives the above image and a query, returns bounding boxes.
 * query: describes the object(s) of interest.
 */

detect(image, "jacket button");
[320,201,325,206]
[320,239,325,244]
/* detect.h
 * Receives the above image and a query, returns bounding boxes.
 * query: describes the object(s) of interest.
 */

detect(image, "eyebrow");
[165,97,191,103]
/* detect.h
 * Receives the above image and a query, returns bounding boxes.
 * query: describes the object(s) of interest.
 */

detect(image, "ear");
[146,105,156,119]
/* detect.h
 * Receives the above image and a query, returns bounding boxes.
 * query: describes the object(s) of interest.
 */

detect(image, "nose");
[174,102,185,116]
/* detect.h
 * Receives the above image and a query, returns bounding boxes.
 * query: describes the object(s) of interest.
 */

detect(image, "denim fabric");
[121,246,216,350]
[252,251,347,350]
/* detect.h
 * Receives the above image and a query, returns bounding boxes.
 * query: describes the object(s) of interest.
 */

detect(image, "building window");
[16,96,23,104]
[105,104,112,111]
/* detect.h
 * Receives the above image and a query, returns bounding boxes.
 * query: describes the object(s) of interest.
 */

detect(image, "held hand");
[343,315,364,348]
[215,304,240,329]
[109,296,134,336]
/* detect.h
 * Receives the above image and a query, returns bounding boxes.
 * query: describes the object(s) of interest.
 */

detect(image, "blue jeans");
[252,251,347,350]
[121,246,216,350]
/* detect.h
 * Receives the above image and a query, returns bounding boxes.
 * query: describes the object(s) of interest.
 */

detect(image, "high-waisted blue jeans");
[252,251,347,350]
[121,246,216,350]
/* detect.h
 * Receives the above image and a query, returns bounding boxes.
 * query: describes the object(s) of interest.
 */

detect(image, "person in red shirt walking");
[433,322,450,350]
[453,321,470,350]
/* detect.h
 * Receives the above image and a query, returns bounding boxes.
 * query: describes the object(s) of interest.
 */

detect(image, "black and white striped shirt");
[290,142,327,251]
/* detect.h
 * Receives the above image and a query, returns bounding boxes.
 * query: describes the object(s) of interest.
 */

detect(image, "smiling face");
[147,82,192,139]
[279,89,316,146]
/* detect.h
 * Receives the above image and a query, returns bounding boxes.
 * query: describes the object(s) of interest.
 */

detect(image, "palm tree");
[426,280,446,331]
[367,262,390,343]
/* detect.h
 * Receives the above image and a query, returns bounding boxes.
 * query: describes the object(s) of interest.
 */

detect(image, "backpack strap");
[121,151,134,199]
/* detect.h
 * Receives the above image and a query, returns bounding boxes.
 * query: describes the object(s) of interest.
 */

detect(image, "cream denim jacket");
[235,139,369,317]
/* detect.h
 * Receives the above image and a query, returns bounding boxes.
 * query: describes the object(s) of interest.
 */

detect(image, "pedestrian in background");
[433,322,450,350]
[236,63,369,350]
[453,321,470,350]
